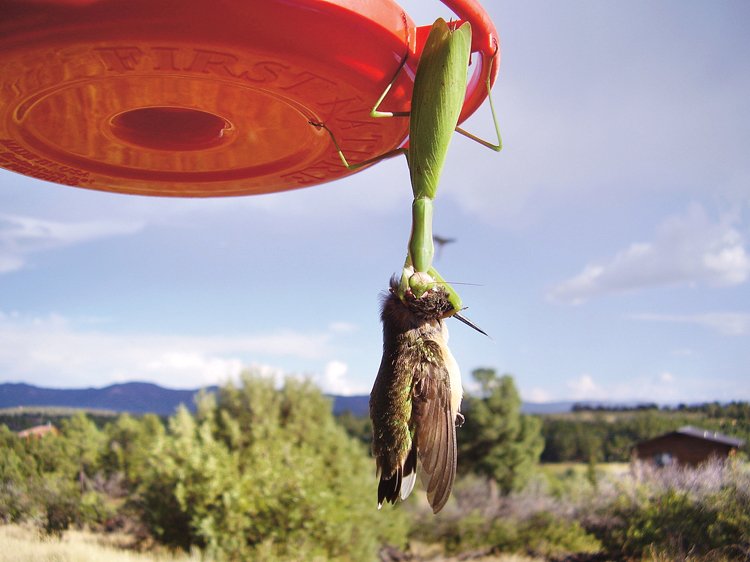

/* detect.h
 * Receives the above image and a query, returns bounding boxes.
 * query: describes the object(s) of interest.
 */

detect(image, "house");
[17,422,59,439]
[632,425,745,467]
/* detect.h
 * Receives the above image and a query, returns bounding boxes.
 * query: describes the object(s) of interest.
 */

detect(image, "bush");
[137,372,408,561]
[408,474,600,558]
[417,508,599,558]
[41,477,81,537]
[590,462,750,560]
[416,460,749,561]
[518,511,600,558]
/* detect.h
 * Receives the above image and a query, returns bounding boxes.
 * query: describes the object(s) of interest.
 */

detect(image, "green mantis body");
[311,17,501,314]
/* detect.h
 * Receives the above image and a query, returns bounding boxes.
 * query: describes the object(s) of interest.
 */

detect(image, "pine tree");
[459,369,544,494]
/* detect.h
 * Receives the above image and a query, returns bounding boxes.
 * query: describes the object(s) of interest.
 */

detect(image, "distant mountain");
[328,394,370,416]
[0,382,214,416]
[332,397,577,416]
[521,401,578,415]
[0,382,576,417]
[328,397,577,416]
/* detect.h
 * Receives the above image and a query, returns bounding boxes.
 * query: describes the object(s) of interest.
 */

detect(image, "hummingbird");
[369,276,484,514]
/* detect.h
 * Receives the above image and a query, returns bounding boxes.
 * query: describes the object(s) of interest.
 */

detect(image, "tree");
[459,369,544,494]
[138,371,408,560]
[0,425,41,523]
[59,412,106,489]
[101,412,165,486]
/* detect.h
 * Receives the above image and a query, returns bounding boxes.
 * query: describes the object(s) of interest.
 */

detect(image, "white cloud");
[315,360,352,395]
[524,387,553,403]
[549,204,749,303]
[566,373,607,401]
[0,214,144,274]
[563,370,745,404]
[631,312,750,336]
[565,372,665,403]
[144,352,245,387]
[659,371,675,383]
[328,321,358,334]
[0,311,335,389]
[608,372,681,403]
[0,255,24,274]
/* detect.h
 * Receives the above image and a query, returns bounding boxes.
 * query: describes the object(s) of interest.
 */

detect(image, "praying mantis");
[310,17,501,319]
[310,17,502,513]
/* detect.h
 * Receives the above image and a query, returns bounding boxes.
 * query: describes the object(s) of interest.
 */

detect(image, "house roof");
[674,425,745,447]
[636,425,745,449]
[17,423,59,438]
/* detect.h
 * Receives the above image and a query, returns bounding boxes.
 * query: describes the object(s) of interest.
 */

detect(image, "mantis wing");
[408,18,472,200]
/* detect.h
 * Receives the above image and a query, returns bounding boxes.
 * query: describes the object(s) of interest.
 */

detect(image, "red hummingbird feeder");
[0,0,499,197]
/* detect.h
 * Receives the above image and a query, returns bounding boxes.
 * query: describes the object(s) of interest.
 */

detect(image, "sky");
[1,1,749,404]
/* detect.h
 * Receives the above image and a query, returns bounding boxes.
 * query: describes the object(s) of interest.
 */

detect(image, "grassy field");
[541,461,630,476]
[0,406,119,416]
[0,525,201,562]
[0,525,546,562]
[406,541,545,562]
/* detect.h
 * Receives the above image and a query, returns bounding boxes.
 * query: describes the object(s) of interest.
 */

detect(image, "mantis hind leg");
[308,120,406,170]
[307,48,411,169]
[454,50,503,152]
[370,51,411,119]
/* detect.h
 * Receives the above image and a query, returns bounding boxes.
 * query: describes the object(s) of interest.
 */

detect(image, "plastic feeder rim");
[0,0,500,197]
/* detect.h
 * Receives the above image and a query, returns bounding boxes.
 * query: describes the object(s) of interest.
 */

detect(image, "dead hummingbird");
[369,276,484,514]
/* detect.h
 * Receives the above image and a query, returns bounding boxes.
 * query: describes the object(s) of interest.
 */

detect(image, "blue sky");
[1,1,749,403]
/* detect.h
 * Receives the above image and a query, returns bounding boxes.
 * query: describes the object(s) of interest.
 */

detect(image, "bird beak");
[452,312,489,337]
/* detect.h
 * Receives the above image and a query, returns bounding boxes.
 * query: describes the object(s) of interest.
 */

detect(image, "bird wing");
[412,339,456,514]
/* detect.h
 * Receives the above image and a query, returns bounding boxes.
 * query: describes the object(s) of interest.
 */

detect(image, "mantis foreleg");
[409,197,434,274]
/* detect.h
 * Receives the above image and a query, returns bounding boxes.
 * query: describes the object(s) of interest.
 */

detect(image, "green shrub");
[518,511,600,557]
[594,485,750,560]
[460,511,520,554]
[78,490,114,528]
[415,505,599,558]
[41,477,81,537]
[137,373,408,561]
[703,482,750,559]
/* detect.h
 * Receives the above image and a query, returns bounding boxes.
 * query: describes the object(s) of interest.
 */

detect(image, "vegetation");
[1,370,749,561]
[0,407,118,432]
[458,369,545,494]
[408,476,602,559]
[404,458,750,561]
[1,373,406,561]
[590,460,750,560]
[541,402,750,462]
[0,524,201,562]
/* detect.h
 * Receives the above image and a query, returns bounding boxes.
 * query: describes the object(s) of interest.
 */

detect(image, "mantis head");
[396,267,488,337]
